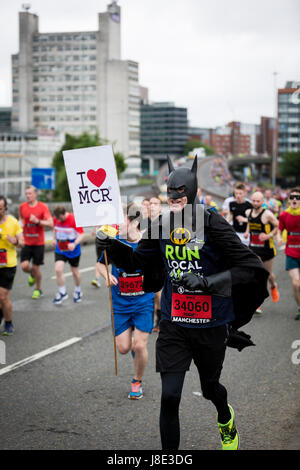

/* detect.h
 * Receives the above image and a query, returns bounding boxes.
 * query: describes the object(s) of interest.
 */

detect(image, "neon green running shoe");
[217,404,239,450]
[32,289,43,299]
[28,275,35,287]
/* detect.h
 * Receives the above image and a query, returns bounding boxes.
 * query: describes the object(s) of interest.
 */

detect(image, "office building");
[11,2,140,158]
[277,81,300,156]
[140,102,188,175]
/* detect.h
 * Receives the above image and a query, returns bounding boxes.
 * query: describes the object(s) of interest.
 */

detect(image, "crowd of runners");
[0,158,299,450]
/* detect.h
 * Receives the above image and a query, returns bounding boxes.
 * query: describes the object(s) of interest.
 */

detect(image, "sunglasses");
[289,195,300,200]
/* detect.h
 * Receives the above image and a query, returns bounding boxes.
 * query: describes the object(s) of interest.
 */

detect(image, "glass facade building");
[141,102,188,156]
[140,102,188,175]
[277,81,300,156]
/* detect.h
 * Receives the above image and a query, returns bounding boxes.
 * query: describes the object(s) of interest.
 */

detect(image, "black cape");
[106,208,269,351]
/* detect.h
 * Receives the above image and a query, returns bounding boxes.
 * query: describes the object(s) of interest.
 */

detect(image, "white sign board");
[63,145,124,227]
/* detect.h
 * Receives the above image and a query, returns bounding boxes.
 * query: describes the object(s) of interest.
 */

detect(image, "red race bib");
[287,232,300,249]
[57,240,70,251]
[119,273,144,296]
[0,249,7,266]
[250,233,265,247]
[171,285,212,325]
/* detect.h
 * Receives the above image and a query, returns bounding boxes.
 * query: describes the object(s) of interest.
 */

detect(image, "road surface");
[0,243,299,451]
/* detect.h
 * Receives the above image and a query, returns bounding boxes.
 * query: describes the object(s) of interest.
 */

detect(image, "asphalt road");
[0,243,299,451]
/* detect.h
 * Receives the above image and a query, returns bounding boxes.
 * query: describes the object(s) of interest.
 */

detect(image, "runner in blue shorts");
[98,203,154,399]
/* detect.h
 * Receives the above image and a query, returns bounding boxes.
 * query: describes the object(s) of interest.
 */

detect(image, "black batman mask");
[166,155,198,204]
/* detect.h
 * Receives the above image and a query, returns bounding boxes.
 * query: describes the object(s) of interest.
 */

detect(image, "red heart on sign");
[87,168,106,187]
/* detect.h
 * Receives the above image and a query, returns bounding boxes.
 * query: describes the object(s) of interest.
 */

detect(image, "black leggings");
[159,371,229,450]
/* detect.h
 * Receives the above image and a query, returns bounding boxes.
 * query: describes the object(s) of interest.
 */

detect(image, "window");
[279,94,289,103]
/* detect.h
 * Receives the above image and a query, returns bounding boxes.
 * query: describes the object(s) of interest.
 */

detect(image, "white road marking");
[0,337,82,376]
[50,266,95,280]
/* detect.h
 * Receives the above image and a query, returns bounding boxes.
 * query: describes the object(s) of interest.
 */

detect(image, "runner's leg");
[70,265,81,287]
[160,371,185,450]
[31,264,42,290]
[115,327,133,355]
[131,329,149,381]
[0,288,12,322]
[194,332,230,424]
[288,268,300,307]
[21,260,32,275]
[263,257,276,289]
[55,260,66,288]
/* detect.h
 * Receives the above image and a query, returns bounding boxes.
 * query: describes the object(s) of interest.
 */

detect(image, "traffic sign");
[31,168,56,190]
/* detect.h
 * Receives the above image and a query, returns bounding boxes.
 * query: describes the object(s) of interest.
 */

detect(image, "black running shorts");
[252,247,276,262]
[0,266,17,290]
[156,320,229,374]
[20,245,45,265]
[55,252,80,267]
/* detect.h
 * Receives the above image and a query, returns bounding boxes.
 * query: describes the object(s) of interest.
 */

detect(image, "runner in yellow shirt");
[0,196,24,335]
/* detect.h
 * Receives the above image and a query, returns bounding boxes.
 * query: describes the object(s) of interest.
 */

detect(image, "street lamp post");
[272,71,278,188]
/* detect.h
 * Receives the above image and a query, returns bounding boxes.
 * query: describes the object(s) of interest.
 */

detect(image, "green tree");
[52,132,127,201]
[183,139,214,156]
[279,151,300,180]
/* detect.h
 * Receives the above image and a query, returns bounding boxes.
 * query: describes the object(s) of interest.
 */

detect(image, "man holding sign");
[96,155,269,450]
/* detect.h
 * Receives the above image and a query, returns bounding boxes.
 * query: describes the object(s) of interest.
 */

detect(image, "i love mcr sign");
[63,145,124,227]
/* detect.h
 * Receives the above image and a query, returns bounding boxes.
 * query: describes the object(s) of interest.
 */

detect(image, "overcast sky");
[1,0,299,128]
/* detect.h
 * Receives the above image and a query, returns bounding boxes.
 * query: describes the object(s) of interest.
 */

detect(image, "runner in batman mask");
[96,155,269,450]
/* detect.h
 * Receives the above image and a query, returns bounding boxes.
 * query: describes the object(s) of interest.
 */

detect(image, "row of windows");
[32,54,97,63]
[141,148,185,155]
[32,44,97,53]
[141,127,188,133]
[141,136,187,143]
[33,85,96,93]
[34,105,96,112]
[129,96,140,104]
[279,106,300,113]
[141,108,187,113]
[48,125,99,134]
[129,132,140,140]
[33,95,96,103]
[32,65,96,73]
[278,145,300,153]
[128,85,140,96]
[33,33,97,42]
[128,75,138,82]
[141,118,187,124]
[141,106,187,111]
[33,75,97,83]
[279,116,300,123]
[34,115,96,122]
[279,93,300,104]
